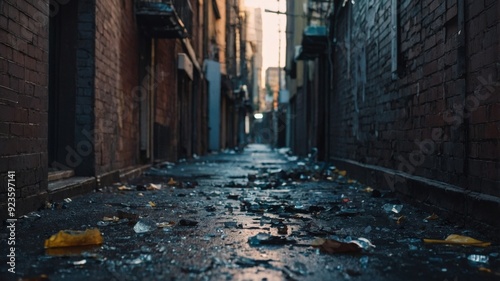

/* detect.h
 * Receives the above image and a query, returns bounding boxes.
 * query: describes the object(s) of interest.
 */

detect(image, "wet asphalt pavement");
[2,144,500,281]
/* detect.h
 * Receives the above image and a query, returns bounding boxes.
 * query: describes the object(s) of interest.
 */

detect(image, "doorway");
[48,0,78,171]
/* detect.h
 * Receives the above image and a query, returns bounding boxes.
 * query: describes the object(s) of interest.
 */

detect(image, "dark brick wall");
[94,0,140,175]
[155,39,181,161]
[329,1,499,197]
[0,0,50,216]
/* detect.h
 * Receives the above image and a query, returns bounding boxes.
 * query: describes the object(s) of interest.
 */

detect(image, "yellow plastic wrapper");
[44,228,103,248]
[423,234,490,247]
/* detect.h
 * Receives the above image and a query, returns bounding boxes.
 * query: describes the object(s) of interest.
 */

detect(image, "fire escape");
[135,0,193,38]
[295,0,331,60]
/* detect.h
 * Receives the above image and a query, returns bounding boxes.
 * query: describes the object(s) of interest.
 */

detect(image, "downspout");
[150,39,156,162]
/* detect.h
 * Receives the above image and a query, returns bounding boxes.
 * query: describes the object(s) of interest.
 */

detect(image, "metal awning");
[295,25,328,60]
[136,1,188,38]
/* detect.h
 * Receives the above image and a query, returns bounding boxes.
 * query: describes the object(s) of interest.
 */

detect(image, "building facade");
[287,0,500,227]
[0,0,215,219]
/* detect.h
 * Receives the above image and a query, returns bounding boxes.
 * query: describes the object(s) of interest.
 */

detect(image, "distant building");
[265,67,285,111]
[245,8,263,112]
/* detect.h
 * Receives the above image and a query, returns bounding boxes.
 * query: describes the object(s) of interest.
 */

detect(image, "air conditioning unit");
[178,53,193,80]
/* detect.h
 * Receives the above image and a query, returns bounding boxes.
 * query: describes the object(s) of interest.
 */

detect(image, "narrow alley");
[2,145,499,281]
[1,0,500,280]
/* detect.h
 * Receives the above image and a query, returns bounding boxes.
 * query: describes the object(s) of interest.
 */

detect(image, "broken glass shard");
[382,204,403,214]
[133,219,156,234]
[468,254,489,264]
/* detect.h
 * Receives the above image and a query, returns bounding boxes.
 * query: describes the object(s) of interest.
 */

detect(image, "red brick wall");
[329,1,499,197]
[0,0,49,216]
[94,0,140,174]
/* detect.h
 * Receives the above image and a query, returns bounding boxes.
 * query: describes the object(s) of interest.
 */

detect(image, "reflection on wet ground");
[3,144,499,281]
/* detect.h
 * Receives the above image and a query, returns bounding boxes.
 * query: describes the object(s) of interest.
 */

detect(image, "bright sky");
[245,0,287,73]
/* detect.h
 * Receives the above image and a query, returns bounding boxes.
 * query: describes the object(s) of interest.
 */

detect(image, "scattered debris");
[205,205,217,212]
[382,204,403,214]
[248,233,296,246]
[133,219,156,234]
[167,178,178,186]
[73,259,87,266]
[311,237,375,254]
[147,183,161,190]
[227,194,239,200]
[277,225,288,235]
[311,238,361,254]
[423,234,491,247]
[156,221,175,228]
[223,221,238,228]
[44,229,103,248]
[363,187,374,193]
[424,213,439,221]
[396,215,406,224]
[235,256,273,268]
[468,254,489,264]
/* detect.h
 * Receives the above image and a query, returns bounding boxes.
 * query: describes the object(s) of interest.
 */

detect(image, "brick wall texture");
[94,0,140,175]
[0,0,49,209]
[155,39,181,161]
[329,0,499,197]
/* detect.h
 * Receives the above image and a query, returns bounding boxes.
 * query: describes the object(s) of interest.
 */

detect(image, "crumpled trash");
[423,234,491,247]
[311,237,375,254]
[44,229,103,248]
[363,187,374,193]
[311,238,361,254]
[102,216,120,222]
[118,185,133,191]
[168,178,178,186]
[156,221,175,228]
[147,183,161,190]
[382,204,403,214]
